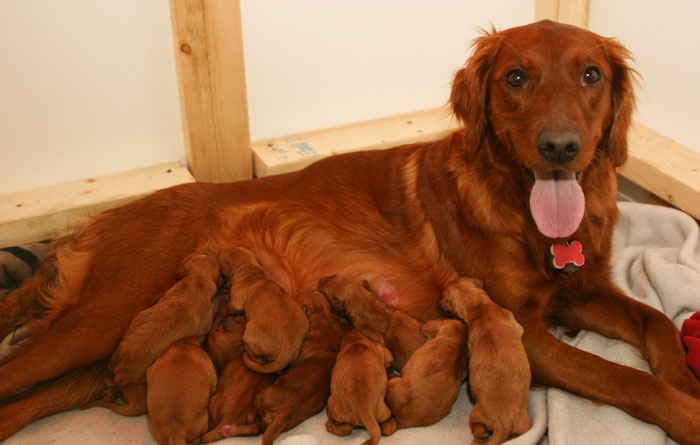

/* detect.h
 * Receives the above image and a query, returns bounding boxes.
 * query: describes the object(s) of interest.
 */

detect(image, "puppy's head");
[317,274,360,312]
[296,290,331,317]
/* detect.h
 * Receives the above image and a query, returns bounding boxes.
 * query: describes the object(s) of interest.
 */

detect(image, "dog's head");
[450,20,636,239]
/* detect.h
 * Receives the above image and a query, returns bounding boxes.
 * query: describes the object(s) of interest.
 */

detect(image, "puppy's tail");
[359,411,381,445]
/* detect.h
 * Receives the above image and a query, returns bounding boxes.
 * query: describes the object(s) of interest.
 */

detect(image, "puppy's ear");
[450,29,501,154]
[381,345,394,369]
[361,279,371,291]
[438,295,454,314]
[602,37,637,167]
[420,319,442,339]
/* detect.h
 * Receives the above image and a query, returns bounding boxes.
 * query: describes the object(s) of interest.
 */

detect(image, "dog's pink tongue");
[529,171,585,238]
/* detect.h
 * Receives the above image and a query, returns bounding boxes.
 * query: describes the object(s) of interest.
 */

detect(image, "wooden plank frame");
[170,0,253,183]
[0,163,194,247]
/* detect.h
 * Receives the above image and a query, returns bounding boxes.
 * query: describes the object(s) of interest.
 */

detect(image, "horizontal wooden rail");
[251,108,460,177]
[0,162,194,246]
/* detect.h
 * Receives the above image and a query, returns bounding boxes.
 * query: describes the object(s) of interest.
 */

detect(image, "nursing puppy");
[318,275,425,370]
[441,278,531,444]
[382,318,469,434]
[147,337,218,445]
[109,254,219,385]
[204,314,246,371]
[228,290,344,444]
[326,329,393,445]
[219,247,308,374]
[201,357,276,443]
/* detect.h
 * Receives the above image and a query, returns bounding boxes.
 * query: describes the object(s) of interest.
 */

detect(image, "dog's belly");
[209,202,447,319]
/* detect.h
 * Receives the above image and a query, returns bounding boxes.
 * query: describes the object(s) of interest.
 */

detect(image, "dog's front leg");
[519,317,700,444]
[554,282,700,398]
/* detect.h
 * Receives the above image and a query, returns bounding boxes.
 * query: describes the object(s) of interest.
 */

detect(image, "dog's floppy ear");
[450,29,501,153]
[602,37,637,167]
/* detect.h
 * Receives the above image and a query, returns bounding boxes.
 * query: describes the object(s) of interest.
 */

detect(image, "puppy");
[382,318,468,434]
[219,247,308,374]
[441,278,531,445]
[109,254,219,385]
[200,357,276,443]
[204,314,246,371]
[318,274,425,370]
[326,329,393,445]
[226,290,344,444]
[147,337,217,445]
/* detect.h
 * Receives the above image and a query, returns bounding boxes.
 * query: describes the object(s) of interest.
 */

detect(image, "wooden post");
[535,0,559,22]
[535,0,588,28]
[170,0,253,183]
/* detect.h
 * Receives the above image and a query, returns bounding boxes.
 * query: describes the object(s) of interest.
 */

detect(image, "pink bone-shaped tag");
[550,240,585,270]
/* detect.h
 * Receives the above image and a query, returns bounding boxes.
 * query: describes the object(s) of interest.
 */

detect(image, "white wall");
[0,0,184,195]
[240,1,534,141]
[0,1,533,195]
[589,0,700,153]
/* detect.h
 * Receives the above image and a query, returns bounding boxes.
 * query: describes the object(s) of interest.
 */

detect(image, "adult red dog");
[1,20,699,444]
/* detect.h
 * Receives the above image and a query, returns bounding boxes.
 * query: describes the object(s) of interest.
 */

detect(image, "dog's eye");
[583,67,601,85]
[506,70,526,88]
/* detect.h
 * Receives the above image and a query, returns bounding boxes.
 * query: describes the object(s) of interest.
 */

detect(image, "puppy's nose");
[537,128,581,164]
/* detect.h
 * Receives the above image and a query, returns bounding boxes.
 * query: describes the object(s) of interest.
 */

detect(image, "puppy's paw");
[326,419,353,436]
[380,417,398,436]
[470,422,490,443]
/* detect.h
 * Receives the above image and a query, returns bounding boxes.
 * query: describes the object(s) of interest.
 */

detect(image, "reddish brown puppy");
[326,329,393,445]
[382,318,469,434]
[109,254,219,386]
[146,337,217,445]
[227,290,344,445]
[201,357,275,443]
[318,275,426,370]
[204,314,246,371]
[219,247,309,374]
[441,278,531,444]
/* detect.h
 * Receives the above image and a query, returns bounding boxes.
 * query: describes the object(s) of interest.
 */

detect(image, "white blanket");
[5,202,699,444]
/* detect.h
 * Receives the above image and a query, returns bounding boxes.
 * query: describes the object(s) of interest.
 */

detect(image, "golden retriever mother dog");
[0,20,699,444]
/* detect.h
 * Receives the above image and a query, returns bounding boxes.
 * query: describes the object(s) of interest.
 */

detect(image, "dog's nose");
[537,128,581,165]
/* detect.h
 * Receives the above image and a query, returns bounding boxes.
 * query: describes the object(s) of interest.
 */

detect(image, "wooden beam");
[0,162,194,246]
[170,0,252,183]
[535,0,559,22]
[251,108,460,177]
[557,0,588,28]
[619,123,700,220]
[535,0,588,28]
